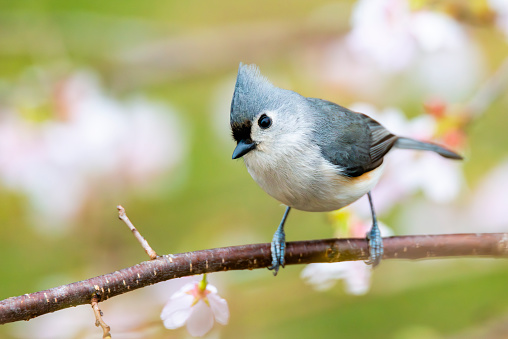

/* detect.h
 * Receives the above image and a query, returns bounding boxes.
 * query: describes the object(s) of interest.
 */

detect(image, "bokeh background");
[1,0,508,338]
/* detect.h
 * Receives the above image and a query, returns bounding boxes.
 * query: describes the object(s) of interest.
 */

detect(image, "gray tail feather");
[394,137,463,160]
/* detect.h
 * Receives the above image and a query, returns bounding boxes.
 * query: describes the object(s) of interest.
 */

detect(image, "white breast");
[243,140,385,212]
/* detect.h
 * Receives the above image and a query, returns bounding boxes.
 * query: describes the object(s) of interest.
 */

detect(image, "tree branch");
[1,233,508,325]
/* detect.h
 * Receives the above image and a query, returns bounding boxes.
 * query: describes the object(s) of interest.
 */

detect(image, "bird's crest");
[230,63,275,125]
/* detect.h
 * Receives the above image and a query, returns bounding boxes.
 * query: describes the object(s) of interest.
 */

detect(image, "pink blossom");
[470,160,508,231]
[301,261,372,295]
[346,0,416,72]
[489,0,508,38]
[10,306,94,339]
[313,0,482,100]
[0,69,187,230]
[161,276,229,337]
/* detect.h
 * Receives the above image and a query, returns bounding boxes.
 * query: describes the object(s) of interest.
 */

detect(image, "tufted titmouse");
[230,63,462,275]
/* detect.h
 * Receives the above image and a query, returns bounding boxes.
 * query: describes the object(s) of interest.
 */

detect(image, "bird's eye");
[258,114,272,129]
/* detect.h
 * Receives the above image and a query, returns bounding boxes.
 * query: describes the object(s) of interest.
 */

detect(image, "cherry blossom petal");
[416,154,462,203]
[186,300,215,337]
[346,0,415,72]
[410,11,467,52]
[208,292,230,325]
[489,0,508,37]
[301,263,349,291]
[205,284,218,294]
[343,261,371,295]
[470,161,508,231]
[301,261,372,295]
[160,287,195,329]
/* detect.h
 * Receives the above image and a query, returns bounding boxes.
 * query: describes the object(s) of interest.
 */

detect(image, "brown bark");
[1,233,508,325]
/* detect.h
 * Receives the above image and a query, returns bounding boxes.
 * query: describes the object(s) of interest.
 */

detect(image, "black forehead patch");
[231,120,252,143]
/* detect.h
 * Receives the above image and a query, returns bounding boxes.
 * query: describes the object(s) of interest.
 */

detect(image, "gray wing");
[307,98,398,177]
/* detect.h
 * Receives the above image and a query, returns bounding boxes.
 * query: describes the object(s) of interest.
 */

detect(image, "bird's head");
[230,63,308,160]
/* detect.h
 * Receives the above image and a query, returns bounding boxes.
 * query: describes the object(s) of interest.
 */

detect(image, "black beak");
[232,140,256,159]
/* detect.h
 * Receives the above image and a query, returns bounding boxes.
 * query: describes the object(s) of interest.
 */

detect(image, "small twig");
[117,205,158,260]
[91,295,111,339]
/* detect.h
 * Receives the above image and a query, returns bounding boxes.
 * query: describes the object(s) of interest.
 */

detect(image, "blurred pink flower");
[470,160,508,231]
[161,276,229,337]
[489,0,508,38]
[401,159,508,235]
[314,0,482,100]
[11,306,95,339]
[301,261,372,295]
[0,69,186,231]
[301,211,392,295]
[346,0,416,72]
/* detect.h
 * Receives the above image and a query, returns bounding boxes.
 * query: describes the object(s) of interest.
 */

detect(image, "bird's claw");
[365,225,383,267]
[268,229,285,276]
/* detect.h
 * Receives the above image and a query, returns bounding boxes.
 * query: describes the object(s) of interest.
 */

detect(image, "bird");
[229,63,462,275]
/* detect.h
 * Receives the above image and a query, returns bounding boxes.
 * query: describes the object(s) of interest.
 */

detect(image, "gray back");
[308,98,397,177]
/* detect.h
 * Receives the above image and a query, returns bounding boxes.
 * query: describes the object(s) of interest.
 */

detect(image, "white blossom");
[314,0,482,100]
[470,160,508,231]
[301,261,372,295]
[489,0,508,38]
[161,277,229,337]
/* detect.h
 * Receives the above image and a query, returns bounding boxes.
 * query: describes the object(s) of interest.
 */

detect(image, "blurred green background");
[1,0,508,338]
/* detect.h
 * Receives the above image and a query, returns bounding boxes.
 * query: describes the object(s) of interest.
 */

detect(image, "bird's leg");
[268,206,291,276]
[365,191,383,267]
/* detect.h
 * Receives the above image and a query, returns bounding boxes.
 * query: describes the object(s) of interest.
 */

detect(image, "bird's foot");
[268,228,285,276]
[365,225,383,267]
